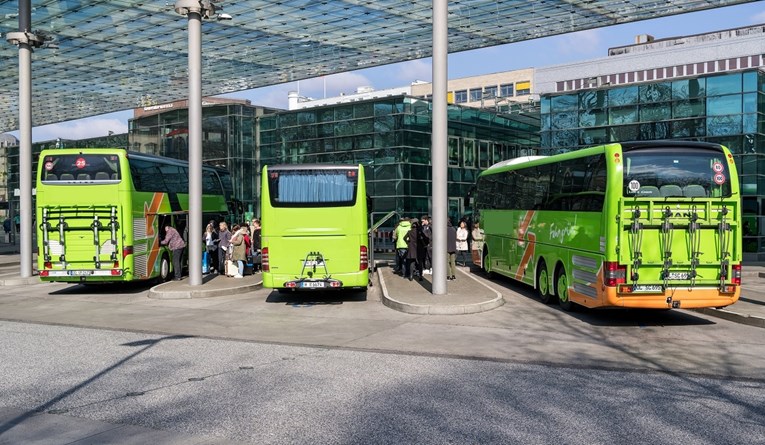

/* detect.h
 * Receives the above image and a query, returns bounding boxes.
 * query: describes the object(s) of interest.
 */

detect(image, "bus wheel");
[555,265,575,312]
[159,254,171,282]
[536,260,553,304]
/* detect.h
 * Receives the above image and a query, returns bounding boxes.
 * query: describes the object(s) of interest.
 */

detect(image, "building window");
[516,81,531,96]
[469,88,482,102]
[500,83,514,97]
[454,90,467,103]
[484,86,497,99]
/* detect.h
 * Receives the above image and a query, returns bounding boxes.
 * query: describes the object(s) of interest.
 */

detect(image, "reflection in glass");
[706,72,742,96]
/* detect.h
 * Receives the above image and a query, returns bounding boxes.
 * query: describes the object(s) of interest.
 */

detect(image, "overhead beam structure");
[0,0,757,130]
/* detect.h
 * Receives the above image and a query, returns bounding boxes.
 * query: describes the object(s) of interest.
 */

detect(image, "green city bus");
[260,164,369,291]
[36,148,232,283]
[475,141,742,310]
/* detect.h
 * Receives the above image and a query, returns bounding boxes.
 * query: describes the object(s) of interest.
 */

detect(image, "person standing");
[161,224,186,281]
[447,219,457,280]
[456,220,469,266]
[419,215,432,275]
[394,217,412,278]
[217,221,232,275]
[229,224,247,278]
[250,219,262,272]
[471,222,484,266]
[405,219,421,281]
[203,221,218,274]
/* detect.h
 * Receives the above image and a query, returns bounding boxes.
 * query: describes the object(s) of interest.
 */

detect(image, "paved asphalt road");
[1,321,764,445]
[2,264,765,444]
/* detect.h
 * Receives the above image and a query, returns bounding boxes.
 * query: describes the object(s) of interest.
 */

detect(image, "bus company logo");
[549,222,575,244]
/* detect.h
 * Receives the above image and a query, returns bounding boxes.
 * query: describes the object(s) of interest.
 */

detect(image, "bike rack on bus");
[299,251,330,280]
[718,205,732,290]
[39,205,119,269]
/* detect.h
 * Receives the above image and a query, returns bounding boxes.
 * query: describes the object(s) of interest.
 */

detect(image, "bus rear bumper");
[602,286,740,309]
[263,271,369,290]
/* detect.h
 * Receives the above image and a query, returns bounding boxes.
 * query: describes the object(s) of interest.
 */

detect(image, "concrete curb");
[148,280,263,299]
[0,276,44,286]
[694,307,765,329]
[378,268,504,315]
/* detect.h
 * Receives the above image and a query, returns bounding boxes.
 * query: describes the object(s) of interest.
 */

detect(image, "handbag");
[226,259,237,277]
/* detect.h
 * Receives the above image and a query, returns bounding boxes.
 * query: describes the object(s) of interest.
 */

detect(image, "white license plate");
[68,270,93,276]
[303,260,324,267]
[301,281,325,288]
[667,272,690,280]
[632,285,663,293]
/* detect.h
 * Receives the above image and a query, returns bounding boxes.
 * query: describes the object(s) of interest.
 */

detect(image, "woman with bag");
[229,224,248,278]
[203,221,218,274]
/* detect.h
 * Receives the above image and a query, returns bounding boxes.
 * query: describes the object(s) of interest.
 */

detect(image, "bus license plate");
[301,281,325,288]
[68,270,93,276]
[632,285,663,293]
[667,272,690,280]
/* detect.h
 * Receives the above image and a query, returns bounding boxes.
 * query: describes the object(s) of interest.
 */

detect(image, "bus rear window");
[40,154,121,183]
[623,148,732,198]
[268,169,358,207]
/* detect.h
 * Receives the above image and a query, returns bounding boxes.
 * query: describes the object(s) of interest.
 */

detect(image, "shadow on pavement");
[266,289,368,305]
[475,266,717,328]
[47,280,158,295]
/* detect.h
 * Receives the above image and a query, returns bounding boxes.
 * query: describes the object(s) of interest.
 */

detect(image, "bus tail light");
[44,261,52,269]
[122,246,133,259]
[261,247,269,272]
[731,264,741,286]
[39,270,49,277]
[360,245,368,271]
[604,261,626,287]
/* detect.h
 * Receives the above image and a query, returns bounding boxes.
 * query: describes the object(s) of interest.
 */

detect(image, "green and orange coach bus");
[475,141,741,310]
[36,148,232,283]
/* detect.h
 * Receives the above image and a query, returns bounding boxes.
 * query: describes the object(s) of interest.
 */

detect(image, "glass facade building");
[259,96,540,224]
[540,70,765,260]
[129,100,279,215]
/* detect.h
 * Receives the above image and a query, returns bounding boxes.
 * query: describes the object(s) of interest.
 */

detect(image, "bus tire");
[555,264,575,312]
[159,254,171,282]
[536,259,553,304]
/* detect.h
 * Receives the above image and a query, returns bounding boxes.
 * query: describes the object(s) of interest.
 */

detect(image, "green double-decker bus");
[475,141,741,310]
[36,148,232,283]
[260,164,369,291]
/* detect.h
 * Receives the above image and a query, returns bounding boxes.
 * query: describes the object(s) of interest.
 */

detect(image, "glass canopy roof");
[0,0,756,132]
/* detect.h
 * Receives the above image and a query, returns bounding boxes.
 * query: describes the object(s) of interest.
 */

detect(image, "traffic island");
[148,273,262,299]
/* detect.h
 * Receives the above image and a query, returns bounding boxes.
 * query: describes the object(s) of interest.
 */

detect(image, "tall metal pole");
[18,0,33,278]
[187,9,203,286]
[431,0,448,295]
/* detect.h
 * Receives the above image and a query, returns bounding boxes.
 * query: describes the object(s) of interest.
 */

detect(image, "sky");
[9,1,765,142]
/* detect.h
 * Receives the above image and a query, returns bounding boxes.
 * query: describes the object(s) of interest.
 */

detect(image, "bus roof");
[479,140,727,177]
[488,156,548,170]
[39,148,229,173]
[265,164,361,171]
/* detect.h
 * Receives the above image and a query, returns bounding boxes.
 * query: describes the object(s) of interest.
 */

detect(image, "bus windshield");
[40,153,121,182]
[623,148,732,198]
[268,169,358,207]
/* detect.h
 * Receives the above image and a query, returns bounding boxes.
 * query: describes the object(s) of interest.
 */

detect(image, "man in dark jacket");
[446,218,457,280]
[419,215,432,274]
[405,219,421,281]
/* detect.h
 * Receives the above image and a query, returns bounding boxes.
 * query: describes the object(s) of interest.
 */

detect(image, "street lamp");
[173,0,223,286]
